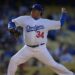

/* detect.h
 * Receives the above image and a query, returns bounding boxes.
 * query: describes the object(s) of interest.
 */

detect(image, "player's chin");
[31,14,37,18]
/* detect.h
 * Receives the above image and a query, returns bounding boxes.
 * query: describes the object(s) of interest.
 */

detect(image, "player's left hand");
[9,29,21,38]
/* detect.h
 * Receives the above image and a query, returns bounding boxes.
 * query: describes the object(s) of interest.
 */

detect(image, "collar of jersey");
[33,17,40,20]
[31,16,41,20]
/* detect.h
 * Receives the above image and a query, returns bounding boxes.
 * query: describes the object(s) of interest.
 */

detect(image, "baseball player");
[7,4,73,75]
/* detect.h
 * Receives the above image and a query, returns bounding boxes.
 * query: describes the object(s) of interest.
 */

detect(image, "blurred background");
[0,0,75,75]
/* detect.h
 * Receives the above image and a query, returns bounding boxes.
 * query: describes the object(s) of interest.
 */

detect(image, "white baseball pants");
[7,44,73,75]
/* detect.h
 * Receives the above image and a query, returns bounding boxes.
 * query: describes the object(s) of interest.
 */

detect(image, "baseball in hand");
[61,8,67,13]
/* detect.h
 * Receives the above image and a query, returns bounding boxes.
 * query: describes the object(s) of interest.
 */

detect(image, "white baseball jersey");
[12,16,60,45]
[7,16,73,75]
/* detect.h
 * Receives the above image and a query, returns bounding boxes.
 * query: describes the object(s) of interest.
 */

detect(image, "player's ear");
[40,11,43,16]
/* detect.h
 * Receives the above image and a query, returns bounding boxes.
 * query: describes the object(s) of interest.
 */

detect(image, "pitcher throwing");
[7,4,73,75]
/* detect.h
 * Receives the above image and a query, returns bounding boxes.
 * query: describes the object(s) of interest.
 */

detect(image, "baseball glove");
[9,26,23,38]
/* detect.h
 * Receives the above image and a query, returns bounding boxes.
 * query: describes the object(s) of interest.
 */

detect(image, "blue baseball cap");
[32,4,43,12]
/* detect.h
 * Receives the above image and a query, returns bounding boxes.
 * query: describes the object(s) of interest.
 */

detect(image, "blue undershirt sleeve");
[60,12,68,26]
[8,21,16,30]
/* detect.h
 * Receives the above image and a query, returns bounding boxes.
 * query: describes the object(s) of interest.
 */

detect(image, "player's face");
[31,9,41,18]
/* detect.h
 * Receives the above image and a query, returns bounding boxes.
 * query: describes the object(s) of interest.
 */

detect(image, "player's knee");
[48,62,58,68]
[10,56,18,65]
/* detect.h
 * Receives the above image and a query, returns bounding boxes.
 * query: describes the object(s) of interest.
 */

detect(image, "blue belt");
[27,43,45,48]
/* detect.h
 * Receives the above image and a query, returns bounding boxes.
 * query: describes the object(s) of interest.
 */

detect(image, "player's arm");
[60,8,68,27]
[8,16,24,37]
[8,21,22,38]
[47,8,68,30]
[8,21,16,34]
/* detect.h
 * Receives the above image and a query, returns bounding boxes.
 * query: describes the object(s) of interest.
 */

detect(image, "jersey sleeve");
[12,16,23,27]
[46,19,61,30]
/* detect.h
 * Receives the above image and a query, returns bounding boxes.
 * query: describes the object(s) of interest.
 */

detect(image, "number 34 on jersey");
[36,31,44,38]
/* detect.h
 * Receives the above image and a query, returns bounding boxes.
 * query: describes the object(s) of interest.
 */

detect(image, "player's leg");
[7,45,33,75]
[34,44,73,75]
